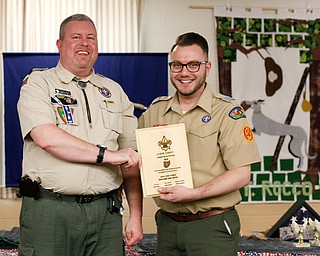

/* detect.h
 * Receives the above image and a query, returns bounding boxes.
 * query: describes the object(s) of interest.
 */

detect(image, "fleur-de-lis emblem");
[158,136,172,151]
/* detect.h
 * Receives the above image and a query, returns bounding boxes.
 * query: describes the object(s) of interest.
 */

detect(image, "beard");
[72,57,93,69]
[171,72,207,97]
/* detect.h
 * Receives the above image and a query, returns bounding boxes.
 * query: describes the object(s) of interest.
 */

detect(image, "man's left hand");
[124,216,143,247]
[158,186,195,203]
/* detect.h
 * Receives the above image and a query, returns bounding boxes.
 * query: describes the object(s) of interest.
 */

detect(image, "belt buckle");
[76,195,94,203]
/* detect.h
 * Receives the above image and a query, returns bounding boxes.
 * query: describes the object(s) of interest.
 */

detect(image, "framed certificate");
[135,123,193,197]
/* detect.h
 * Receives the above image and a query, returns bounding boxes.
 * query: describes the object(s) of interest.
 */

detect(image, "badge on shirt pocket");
[57,106,75,124]
[51,95,78,105]
[51,94,78,125]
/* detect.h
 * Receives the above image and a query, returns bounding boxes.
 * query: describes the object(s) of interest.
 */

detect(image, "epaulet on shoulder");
[31,68,48,72]
[214,93,234,103]
[22,68,48,86]
[25,67,48,77]
[151,95,173,105]
[96,73,107,78]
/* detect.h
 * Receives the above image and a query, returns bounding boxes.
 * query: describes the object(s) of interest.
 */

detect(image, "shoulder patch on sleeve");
[243,125,254,142]
[229,106,246,120]
[151,95,173,105]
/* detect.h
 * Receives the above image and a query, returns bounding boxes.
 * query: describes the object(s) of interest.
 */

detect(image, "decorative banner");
[214,7,320,203]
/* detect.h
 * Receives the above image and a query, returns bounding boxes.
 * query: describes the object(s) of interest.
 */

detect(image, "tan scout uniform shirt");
[17,62,137,195]
[138,84,261,214]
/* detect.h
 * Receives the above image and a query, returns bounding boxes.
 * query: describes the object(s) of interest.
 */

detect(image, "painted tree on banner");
[216,15,320,203]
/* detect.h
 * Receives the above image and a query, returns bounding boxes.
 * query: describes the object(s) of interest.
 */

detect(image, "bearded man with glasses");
[138,32,261,256]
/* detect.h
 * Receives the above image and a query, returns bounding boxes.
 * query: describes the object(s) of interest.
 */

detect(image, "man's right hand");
[105,148,141,168]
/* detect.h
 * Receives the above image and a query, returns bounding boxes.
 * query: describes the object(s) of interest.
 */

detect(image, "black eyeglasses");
[168,61,208,73]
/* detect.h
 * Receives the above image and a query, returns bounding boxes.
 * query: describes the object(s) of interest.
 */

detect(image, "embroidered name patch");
[55,88,71,96]
[229,106,246,120]
[243,125,254,142]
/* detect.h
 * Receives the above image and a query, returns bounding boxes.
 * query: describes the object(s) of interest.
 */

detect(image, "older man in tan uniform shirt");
[17,14,142,256]
[18,62,136,195]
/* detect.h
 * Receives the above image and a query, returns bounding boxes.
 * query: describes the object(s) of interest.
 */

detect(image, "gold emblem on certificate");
[136,123,193,197]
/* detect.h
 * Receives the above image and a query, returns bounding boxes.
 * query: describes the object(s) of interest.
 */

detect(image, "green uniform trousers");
[155,208,240,256]
[18,192,124,256]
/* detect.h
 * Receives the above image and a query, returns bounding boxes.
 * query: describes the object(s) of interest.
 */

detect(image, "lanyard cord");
[76,80,92,128]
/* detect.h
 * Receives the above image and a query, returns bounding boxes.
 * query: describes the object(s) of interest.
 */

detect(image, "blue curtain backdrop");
[3,52,168,187]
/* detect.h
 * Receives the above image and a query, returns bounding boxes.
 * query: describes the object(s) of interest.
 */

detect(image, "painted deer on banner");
[241,99,317,169]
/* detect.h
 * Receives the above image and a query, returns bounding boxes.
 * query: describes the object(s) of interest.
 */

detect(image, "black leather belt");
[39,186,112,204]
[161,207,234,222]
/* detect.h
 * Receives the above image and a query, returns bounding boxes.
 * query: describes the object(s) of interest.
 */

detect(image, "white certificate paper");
[136,123,193,197]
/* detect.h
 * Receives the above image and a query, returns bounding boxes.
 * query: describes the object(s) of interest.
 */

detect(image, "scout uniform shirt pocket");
[51,94,79,126]
[188,124,218,161]
[100,101,123,134]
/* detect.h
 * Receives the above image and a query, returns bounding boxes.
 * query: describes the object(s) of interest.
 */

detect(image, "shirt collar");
[56,62,96,85]
[164,83,213,115]
[195,83,214,114]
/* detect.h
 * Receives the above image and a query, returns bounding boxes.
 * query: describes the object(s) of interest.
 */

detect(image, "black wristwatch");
[96,144,107,164]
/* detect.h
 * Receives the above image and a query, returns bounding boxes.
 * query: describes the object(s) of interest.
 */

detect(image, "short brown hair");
[59,14,96,40]
[170,32,209,58]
